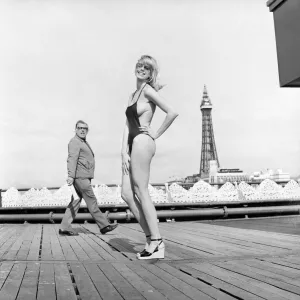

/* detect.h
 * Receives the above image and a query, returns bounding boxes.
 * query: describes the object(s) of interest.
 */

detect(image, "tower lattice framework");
[199,85,220,178]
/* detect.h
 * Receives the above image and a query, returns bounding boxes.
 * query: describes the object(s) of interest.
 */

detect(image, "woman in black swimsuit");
[121,55,178,260]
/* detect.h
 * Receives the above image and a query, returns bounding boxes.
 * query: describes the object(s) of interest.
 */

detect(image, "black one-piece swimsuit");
[125,84,147,154]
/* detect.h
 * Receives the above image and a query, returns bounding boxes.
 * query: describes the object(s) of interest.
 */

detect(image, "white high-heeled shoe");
[137,238,165,260]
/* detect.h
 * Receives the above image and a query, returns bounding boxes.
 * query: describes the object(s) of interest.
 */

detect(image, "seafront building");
[208,159,290,185]
[182,161,291,186]
[250,168,290,183]
[208,160,250,184]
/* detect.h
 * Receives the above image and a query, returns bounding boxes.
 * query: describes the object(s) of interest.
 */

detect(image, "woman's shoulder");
[143,83,157,98]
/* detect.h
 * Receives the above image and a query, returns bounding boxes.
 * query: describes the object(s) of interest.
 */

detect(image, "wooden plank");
[64,236,90,261]
[27,225,42,261]
[263,257,300,270]
[0,226,7,239]
[0,227,17,247]
[48,225,65,261]
[79,232,116,260]
[112,263,167,300]
[36,263,56,300]
[127,263,192,300]
[192,262,287,300]
[163,222,288,255]
[205,216,300,236]
[0,263,26,300]
[213,260,300,297]
[70,263,102,300]
[16,226,37,261]
[205,262,300,300]
[100,234,140,261]
[17,263,40,300]
[73,235,103,261]
[159,232,247,257]
[157,263,236,300]
[56,235,79,261]
[41,225,53,260]
[0,235,21,260]
[194,222,300,249]
[98,263,146,300]
[0,262,14,290]
[54,263,77,300]
[160,223,286,256]
[141,263,214,300]
[83,223,138,260]
[279,256,300,268]
[16,241,32,261]
[161,227,253,257]
[244,259,300,278]
[168,222,299,250]
[0,227,26,255]
[281,255,300,266]
[84,263,124,300]
[233,259,300,288]
[179,264,265,300]
[87,233,128,261]
[2,227,26,260]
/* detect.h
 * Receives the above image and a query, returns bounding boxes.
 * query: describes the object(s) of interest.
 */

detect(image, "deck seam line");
[1,249,300,266]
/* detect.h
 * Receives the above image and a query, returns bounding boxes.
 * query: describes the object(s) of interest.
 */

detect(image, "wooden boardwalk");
[0,217,300,299]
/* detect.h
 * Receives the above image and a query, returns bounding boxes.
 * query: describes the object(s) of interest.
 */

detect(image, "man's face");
[76,123,89,139]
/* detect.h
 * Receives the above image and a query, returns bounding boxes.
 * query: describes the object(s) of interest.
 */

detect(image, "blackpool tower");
[199,85,220,178]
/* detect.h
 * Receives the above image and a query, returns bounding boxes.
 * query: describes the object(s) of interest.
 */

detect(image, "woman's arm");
[121,94,133,155]
[121,94,133,174]
[121,120,131,175]
[142,86,179,140]
[121,120,129,155]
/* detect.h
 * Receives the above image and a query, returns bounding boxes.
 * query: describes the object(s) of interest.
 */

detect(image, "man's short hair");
[75,120,88,129]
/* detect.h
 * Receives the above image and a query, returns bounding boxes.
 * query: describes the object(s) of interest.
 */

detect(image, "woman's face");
[135,61,151,81]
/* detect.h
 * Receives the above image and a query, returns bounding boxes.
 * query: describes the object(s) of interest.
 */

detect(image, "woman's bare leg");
[121,168,150,236]
[130,134,161,240]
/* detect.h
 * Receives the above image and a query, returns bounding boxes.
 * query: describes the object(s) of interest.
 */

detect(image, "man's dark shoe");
[59,229,79,236]
[100,223,118,234]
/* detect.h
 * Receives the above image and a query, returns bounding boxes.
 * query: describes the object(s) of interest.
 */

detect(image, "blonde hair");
[137,55,164,91]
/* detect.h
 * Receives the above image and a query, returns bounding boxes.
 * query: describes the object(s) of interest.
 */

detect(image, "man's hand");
[67,177,74,186]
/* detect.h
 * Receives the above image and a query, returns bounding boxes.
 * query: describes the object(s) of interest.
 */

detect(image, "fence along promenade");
[0,179,300,223]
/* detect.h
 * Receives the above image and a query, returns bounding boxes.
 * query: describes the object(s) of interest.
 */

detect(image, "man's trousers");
[60,178,109,231]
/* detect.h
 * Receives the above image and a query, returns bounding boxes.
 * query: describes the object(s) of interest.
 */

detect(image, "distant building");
[167,175,185,185]
[250,169,290,183]
[184,174,202,184]
[209,160,250,184]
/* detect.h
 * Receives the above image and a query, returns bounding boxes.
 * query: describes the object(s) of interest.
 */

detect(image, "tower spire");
[200,85,212,108]
[199,85,220,178]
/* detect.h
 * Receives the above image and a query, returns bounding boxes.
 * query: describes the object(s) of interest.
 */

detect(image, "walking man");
[59,120,118,236]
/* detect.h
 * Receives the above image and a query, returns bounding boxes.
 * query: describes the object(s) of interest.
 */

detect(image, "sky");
[1,0,300,189]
